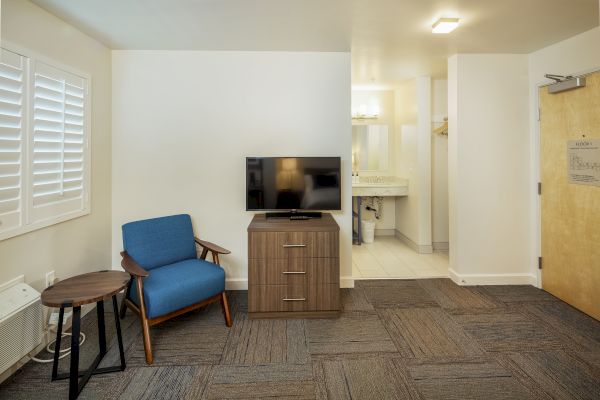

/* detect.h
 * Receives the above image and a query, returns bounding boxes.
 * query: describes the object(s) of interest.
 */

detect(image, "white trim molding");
[340,275,354,288]
[432,242,449,251]
[374,229,395,237]
[449,268,537,286]
[395,230,433,254]
[225,278,248,290]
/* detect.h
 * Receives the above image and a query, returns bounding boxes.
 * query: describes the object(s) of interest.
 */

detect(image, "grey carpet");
[1,278,599,400]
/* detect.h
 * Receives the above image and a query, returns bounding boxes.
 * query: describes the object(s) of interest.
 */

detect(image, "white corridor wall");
[111,51,352,288]
[448,54,532,285]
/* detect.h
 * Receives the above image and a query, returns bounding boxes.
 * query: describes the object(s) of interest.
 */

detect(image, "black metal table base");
[51,295,126,400]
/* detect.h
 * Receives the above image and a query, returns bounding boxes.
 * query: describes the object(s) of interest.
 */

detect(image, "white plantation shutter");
[0,49,25,235]
[30,61,88,223]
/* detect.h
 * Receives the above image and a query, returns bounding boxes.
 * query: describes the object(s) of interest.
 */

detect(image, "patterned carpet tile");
[407,358,539,400]
[306,311,398,357]
[116,365,201,400]
[312,357,421,400]
[221,313,309,365]
[359,280,439,309]
[340,288,374,311]
[126,308,230,366]
[0,301,139,400]
[482,285,558,305]
[0,363,128,400]
[524,302,600,353]
[225,290,248,314]
[575,350,600,375]
[448,308,564,352]
[503,350,600,400]
[417,279,503,309]
[205,364,315,399]
[378,308,484,358]
[2,285,600,400]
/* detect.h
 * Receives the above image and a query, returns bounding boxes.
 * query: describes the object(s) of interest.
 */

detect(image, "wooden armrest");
[194,237,231,255]
[120,251,150,277]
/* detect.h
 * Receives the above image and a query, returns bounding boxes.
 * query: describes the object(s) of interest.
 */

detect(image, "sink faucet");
[364,176,385,183]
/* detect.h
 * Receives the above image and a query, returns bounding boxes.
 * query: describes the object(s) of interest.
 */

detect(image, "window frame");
[0,41,92,241]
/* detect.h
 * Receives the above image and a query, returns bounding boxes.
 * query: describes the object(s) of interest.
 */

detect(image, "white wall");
[0,0,112,291]
[111,51,352,288]
[448,54,531,285]
[394,77,432,252]
[527,25,600,285]
[432,79,449,248]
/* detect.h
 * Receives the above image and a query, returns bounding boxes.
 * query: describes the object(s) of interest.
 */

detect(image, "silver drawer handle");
[283,244,306,248]
[283,298,306,301]
[283,271,306,274]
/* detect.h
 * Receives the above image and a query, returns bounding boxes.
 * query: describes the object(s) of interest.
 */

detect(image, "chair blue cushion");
[130,259,225,319]
[122,214,197,270]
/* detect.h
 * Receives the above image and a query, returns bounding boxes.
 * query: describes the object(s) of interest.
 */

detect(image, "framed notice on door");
[567,139,600,187]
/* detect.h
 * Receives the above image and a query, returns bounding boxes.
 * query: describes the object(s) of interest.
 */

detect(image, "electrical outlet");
[49,310,72,326]
[45,271,55,288]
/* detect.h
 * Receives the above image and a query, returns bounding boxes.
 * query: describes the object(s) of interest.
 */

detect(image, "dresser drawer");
[248,232,287,259]
[248,283,339,312]
[306,283,340,311]
[249,258,339,285]
[248,231,338,259]
[248,285,307,312]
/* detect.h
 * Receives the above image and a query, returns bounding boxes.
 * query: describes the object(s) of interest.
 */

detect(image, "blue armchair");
[119,214,232,364]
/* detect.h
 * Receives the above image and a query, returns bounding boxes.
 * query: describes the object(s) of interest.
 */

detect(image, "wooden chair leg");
[136,278,153,364]
[141,316,153,364]
[220,291,232,327]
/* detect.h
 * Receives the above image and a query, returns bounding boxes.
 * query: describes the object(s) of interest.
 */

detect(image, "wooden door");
[540,71,600,320]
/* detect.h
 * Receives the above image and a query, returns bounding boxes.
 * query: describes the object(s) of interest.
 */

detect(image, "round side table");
[41,270,130,400]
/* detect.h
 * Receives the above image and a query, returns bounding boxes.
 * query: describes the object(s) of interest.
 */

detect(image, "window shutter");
[0,49,25,235]
[31,61,87,223]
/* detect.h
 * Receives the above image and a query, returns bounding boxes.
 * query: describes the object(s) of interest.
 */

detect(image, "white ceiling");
[30,0,599,85]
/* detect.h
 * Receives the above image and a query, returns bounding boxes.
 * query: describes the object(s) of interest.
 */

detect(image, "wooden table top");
[41,270,130,308]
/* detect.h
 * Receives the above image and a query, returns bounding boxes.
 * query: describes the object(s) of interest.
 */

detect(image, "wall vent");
[0,280,43,376]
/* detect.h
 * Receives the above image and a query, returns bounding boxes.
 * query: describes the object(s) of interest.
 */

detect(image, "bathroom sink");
[352,178,408,197]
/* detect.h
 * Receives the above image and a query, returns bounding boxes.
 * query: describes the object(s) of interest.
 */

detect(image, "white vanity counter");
[352,177,408,197]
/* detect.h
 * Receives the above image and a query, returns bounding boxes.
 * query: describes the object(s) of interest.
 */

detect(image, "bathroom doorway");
[351,79,449,280]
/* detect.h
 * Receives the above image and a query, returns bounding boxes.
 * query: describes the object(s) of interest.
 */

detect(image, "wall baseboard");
[448,268,537,286]
[395,230,433,254]
[374,229,395,237]
[433,242,449,251]
[340,276,354,288]
[225,279,248,290]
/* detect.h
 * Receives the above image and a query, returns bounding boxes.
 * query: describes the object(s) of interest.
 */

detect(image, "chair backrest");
[122,214,197,270]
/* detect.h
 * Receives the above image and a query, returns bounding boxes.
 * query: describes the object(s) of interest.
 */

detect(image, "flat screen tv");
[246,157,341,211]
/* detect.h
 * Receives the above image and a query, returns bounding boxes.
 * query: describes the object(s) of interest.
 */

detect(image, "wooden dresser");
[247,213,340,318]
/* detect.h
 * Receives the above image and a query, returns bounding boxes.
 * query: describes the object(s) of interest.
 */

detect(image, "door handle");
[283,244,306,248]
[283,298,306,301]
[282,271,306,274]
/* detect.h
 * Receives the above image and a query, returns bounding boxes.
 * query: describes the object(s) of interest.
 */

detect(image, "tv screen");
[246,157,341,211]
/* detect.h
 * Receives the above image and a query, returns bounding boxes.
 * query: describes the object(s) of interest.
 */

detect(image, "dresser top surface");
[248,213,339,232]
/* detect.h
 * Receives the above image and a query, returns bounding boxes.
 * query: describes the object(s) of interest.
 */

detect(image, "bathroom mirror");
[352,125,389,172]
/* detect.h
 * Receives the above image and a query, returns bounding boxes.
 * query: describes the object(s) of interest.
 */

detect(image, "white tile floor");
[352,236,449,279]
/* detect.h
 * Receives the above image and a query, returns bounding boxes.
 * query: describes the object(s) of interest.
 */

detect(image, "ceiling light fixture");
[432,17,460,34]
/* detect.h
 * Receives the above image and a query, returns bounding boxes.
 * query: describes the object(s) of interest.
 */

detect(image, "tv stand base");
[265,211,322,220]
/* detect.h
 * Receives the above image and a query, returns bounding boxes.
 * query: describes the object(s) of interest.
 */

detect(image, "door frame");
[532,66,600,289]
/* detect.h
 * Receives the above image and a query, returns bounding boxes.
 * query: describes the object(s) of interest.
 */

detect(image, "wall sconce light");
[352,104,380,120]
